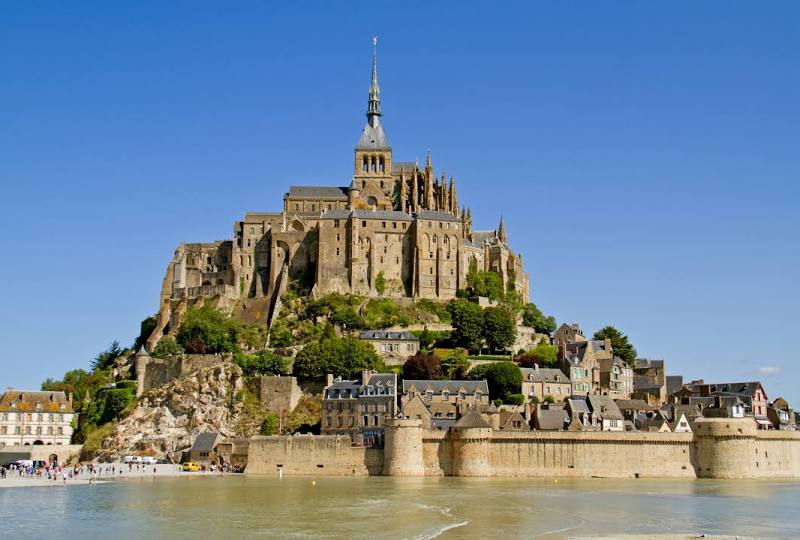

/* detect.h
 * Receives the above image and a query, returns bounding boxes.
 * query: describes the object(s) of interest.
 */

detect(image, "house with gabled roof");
[322,370,397,447]
[498,411,529,431]
[402,380,489,407]
[586,395,624,432]
[519,365,571,403]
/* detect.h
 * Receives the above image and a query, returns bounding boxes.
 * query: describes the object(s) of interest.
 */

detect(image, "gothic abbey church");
[146,43,529,349]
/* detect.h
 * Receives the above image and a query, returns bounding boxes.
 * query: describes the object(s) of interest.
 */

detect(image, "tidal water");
[2,475,799,539]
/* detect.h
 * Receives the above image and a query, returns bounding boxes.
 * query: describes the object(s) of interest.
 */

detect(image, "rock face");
[96,362,245,462]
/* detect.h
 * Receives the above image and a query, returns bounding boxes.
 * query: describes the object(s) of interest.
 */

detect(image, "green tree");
[176,304,240,354]
[441,348,470,379]
[292,336,380,380]
[505,393,525,406]
[152,336,184,358]
[235,350,290,376]
[482,307,517,353]
[330,308,366,329]
[402,354,442,380]
[593,325,637,364]
[91,341,124,371]
[375,271,386,295]
[522,303,557,334]
[99,387,135,424]
[468,361,522,401]
[447,299,484,352]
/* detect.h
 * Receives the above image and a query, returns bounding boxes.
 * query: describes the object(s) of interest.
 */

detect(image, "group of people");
[0,461,160,484]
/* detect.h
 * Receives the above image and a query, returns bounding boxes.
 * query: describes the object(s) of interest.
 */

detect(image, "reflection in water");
[1,476,799,539]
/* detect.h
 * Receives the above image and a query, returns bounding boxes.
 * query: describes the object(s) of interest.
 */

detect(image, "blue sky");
[1,2,798,404]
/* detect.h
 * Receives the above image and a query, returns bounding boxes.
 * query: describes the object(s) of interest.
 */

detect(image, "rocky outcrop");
[95,362,246,462]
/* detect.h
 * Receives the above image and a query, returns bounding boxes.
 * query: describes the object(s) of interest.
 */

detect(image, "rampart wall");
[246,419,800,479]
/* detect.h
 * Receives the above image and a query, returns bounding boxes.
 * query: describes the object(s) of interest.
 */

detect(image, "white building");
[0,390,75,447]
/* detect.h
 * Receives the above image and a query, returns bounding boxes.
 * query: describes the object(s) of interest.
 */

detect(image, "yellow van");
[182,462,201,472]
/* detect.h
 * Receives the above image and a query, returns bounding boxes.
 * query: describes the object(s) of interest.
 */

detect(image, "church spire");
[498,216,508,243]
[367,36,381,123]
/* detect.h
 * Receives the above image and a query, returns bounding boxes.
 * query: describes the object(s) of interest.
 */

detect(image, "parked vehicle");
[123,456,142,464]
[141,456,158,465]
[182,462,201,472]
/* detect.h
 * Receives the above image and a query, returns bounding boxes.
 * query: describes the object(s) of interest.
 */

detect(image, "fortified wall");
[135,353,229,396]
[246,418,800,479]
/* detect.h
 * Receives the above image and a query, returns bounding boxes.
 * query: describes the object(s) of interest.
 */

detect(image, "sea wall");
[0,444,83,466]
[245,418,800,479]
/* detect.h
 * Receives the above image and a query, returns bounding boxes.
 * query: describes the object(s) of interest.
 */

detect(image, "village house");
[614,399,657,423]
[598,357,633,398]
[322,370,398,447]
[533,405,568,431]
[586,395,625,432]
[402,380,490,407]
[701,395,747,419]
[565,398,592,429]
[560,341,602,395]
[638,413,672,433]
[358,330,419,366]
[0,390,74,447]
[519,366,571,403]
[553,323,587,346]
[632,358,668,405]
[677,381,770,428]
[498,411,529,431]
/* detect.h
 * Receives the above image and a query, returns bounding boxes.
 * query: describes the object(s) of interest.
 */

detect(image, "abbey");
[147,43,528,348]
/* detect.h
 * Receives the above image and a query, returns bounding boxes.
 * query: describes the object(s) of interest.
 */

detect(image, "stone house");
[671,412,693,433]
[565,398,592,429]
[190,432,221,465]
[553,323,586,346]
[638,414,672,433]
[678,381,769,426]
[767,404,792,431]
[519,366,571,403]
[586,395,624,432]
[358,330,419,366]
[598,357,633,398]
[401,380,490,408]
[632,359,667,405]
[560,341,602,395]
[322,371,397,447]
[533,406,568,431]
[701,395,746,419]
[498,411,529,431]
[614,399,656,423]
[0,390,74,447]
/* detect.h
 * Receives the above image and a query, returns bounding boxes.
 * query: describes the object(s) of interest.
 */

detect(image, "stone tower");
[134,345,151,397]
[352,37,393,210]
[382,417,425,476]
[449,409,493,477]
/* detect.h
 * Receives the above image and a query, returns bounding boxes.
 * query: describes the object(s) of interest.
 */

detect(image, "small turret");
[498,216,508,244]
[134,345,151,397]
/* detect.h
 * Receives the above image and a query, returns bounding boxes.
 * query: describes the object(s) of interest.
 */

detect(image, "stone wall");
[246,418,800,479]
[255,376,302,413]
[140,354,229,394]
[0,444,83,466]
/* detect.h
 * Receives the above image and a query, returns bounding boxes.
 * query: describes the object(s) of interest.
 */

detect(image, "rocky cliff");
[94,362,249,462]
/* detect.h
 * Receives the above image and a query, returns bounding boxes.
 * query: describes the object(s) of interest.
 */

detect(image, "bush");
[260,412,279,435]
[505,393,525,406]
[543,395,555,404]
[493,398,503,407]
[235,350,290,376]
[99,388,135,424]
[402,354,442,380]
[522,303,557,334]
[153,336,184,358]
[440,348,470,380]
[468,362,522,401]
[375,271,386,295]
[517,342,559,368]
[330,308,366,329]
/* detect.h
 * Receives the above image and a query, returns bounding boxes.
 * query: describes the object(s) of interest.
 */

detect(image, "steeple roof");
[356,37,390,150]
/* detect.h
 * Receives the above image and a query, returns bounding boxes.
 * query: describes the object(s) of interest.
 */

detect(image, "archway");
[33,440,44,445]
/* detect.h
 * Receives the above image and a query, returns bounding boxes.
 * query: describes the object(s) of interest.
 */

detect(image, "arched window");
[362,156,368,172]
[379,157,385,173]
[371,156,377,172]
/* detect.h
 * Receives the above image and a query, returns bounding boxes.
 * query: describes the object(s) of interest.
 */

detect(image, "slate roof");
[634,375,663,391]
[402,380,489,395]
[535,408,567,431]
[325,373,397,399]
[666,375,684,395]
[0,391,73,413]
[452,409,490,429]
[356,119,390,150]
[707,382,764,398]
[519,367,570,384]
[634,358,664,369]
[359,330,418,341]
[416,210,461,222]
[587,395,624,421]
[567,398,590,414]
[614,399,655,412]
[191,432,220,453]
[287,186,349,200]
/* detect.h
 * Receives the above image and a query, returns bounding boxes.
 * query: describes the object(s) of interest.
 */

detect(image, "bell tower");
[353,37,393,210]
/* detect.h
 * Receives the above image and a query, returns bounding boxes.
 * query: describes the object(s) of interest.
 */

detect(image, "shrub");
[330,308,366,329]
[260,412,279,435]
[505,393,525,406]
[375,271,386,295]
[176,304,240,354]
[517,342,559,368]
[153,336,184,358]
[543,395,555,404]
[235,350,290,376]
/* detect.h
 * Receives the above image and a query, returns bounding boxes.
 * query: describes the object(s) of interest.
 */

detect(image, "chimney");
[325,373,334,387]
